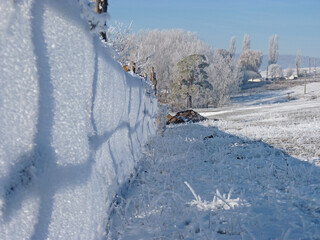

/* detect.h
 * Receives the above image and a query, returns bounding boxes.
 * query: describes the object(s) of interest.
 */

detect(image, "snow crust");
[0,0,157,239]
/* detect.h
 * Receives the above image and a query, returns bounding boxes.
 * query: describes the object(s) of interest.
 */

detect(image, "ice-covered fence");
[0,0,157,239]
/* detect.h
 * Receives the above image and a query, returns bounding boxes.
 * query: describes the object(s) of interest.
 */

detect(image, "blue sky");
[109,0,320,58]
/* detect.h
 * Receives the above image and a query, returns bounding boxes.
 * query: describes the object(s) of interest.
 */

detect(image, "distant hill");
[235,54,320,71]
[260,55,320,71]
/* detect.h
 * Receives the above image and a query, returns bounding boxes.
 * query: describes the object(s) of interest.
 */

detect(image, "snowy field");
[108,80,320,239]
[200,80,320,164]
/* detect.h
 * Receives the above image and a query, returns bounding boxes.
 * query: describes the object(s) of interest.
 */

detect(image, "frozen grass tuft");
[185,181,248,211]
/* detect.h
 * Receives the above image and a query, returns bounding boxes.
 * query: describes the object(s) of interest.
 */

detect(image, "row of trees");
[106,24,306,109]
[107,27,244,109]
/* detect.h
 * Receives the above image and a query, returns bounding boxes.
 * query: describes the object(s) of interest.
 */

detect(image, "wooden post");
[93,0,108,14]
[92,0,108,41]
[100,0,108,13]
[93,0,99,13]
[130,61,136,73]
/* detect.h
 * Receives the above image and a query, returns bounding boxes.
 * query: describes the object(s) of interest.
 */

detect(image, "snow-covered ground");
[0,1,157,239]
[2,1,320,239]
[200,80,320,164]
[108,80,320,239]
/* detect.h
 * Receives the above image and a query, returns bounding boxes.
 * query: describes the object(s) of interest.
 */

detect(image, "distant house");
[286,75,297,80]
[248,78,262,83]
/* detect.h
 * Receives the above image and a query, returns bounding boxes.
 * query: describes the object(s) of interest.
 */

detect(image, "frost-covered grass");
[108,123,320,239]
[108,80,320,239]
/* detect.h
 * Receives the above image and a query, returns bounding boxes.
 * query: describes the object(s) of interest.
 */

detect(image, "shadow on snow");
[107,123,320,239]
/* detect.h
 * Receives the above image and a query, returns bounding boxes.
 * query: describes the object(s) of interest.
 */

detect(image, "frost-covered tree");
[268,64,283,80]
[238,49,263,72]
[296,50,302,77]
[171,54,211,109]
[108,27,243,108]
[113,29,211,104]
[242,34,251,52]
[268,34,279,65]
[285,68,294,78]
[238,49,263,84]
[238,34,262,83]
[207,49,241,107]
[106,21,133,63]
[267,34,279,79]
[229,36,236,57]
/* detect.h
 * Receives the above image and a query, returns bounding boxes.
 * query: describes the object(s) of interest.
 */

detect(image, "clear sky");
[108,0,320,58]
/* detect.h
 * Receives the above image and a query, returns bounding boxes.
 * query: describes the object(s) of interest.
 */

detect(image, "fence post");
[92,0,108,41]
[93,0,108,14]
[130,61,136,74]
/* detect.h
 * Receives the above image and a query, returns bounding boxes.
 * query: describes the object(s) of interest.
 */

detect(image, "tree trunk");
[187,73,194,109]
[187,94,192,109]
